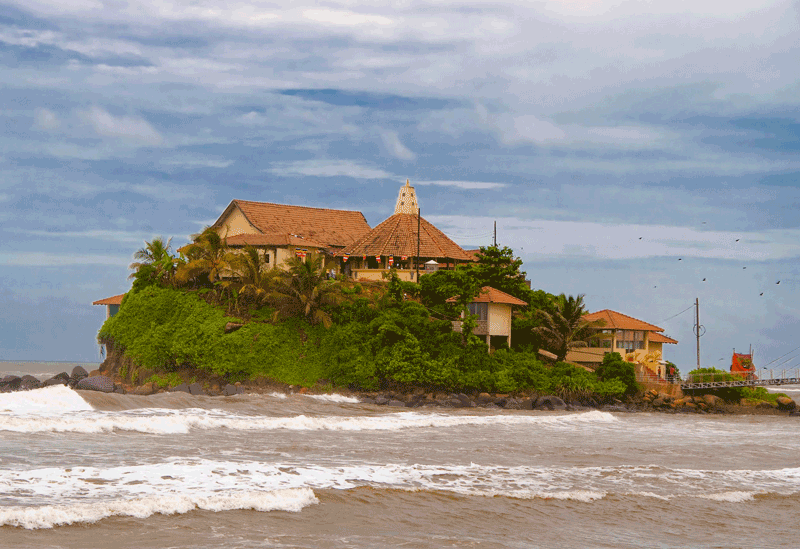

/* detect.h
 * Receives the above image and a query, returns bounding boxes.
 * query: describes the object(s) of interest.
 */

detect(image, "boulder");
[535,395,567,411]
[359,397,376,405]
[171,383,191,394]
[20,375,42,390]
[132,382,157,396]
[223,384,239,396]
[113,384,126,394]
[69,366,89,387]
[477,392,492,404]
[703,394,722,407]
[776,396,797,411]
[652,397,666,408]
[503,398,522,410]
[388,399,406,407]
[188,382,205,396]
[1,375,21,391]
[519,398,535,410]
[76,376,115,393]
[43,372,70,386]
[374,396,389,405]
[457,393,473,408]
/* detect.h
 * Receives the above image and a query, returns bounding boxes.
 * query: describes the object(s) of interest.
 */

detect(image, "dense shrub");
[596,352,638,395]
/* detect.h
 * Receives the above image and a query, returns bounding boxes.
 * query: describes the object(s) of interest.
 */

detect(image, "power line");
[655,304,695,325]
[760,343,800,368]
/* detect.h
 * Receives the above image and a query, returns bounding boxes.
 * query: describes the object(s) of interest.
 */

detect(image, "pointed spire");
[394,179,419,215]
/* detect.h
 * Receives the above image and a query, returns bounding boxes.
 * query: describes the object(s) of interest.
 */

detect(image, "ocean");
[1,361,799,548]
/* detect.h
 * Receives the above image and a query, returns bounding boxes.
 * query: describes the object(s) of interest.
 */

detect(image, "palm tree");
[532,294,603,362]
[129,237,176,285]
[268,252,342,327]
[175,228,236,288]
[229,245,275,307]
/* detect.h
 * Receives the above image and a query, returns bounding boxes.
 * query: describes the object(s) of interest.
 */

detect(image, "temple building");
[339,180,474,281]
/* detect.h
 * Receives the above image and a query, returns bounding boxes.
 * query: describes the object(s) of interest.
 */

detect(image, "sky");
[1,0,798,372]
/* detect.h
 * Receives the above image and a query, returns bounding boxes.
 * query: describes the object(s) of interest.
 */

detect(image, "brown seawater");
[1,364,799,548]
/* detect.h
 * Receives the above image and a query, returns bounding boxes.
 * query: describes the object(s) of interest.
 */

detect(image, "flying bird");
[639,237,642,240]
[678,258,682,261]
[760,293,764,296]
[777,281,781,285]
[736,239,740,242]
[743,267,747,269]
[702,278,706,281]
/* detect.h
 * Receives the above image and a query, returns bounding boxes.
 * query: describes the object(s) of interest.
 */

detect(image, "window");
[589,329,613,348]
[616,330,645,350]
[467,302,488,321]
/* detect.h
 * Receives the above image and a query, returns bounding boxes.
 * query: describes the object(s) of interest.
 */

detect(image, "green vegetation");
[108,237,645,399]
[595,352,639,395]
[686,367,789,402]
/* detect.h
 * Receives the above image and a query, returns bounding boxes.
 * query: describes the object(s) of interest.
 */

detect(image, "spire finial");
[406,178,410,186]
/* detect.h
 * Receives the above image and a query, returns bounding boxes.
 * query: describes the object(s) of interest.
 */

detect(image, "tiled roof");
[226,233,328,249]
[214,200,371,248]
[340,213,474,261]
[649,332,678,344]
[583,309,664,332]
[92,294,125,306]
[447,286,528,306]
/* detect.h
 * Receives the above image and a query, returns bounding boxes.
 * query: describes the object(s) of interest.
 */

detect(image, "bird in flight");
[702,278,706,281]
[760,293,764,296]
[777,281,781,285]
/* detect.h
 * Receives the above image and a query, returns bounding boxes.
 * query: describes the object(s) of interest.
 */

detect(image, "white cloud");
[79,106,163,146]
[415,180,507,190]
[0,252,129,267]
[429,215,800,262]
[302,9,393,27]
[15,229,147,244]
[34,108,60,131]
[379,130,416,160]
[161,156,234,169]
[269,159,392,179]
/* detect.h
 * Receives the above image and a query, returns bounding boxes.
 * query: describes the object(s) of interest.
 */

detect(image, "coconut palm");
[175,228,236,288]
[268,252,343,327]
[229,245,275,307]
[532,294,604,362]
[129,236,176,286]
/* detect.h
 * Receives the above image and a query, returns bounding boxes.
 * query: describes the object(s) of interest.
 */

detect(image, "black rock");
[388,399,406,407]
[359,397,376,405]
[535,395,567,411]
[171,383,191,394]
[1,375,21,391]
[76,376,115,393]
[519,398,535,410]
[43,372,70,386]
[374,396,389,405]
[69,366,89,387]
[188,382,205,396]
[457,393,473,408]
[113,384,126,394]
[223,384,239,396]
[20,375,42,391]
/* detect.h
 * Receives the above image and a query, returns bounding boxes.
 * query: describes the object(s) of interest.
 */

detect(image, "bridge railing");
[633,368,800,387]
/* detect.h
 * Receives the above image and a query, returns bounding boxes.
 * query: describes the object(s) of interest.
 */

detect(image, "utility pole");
[695,297,700,369]
[493,221,497,247]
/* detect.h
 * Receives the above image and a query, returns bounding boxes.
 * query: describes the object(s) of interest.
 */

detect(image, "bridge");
[676,368,800,390]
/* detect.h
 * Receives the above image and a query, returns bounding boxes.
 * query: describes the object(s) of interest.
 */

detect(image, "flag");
[388,257,394,266]
[343,255,349,262]
[401,255,407,260]
[375,255,381,262]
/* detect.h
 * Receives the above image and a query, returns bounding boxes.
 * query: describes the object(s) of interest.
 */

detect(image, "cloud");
[269,160,392,179]
[429,215,800,262]
[379,130,416,160]
[161,156,234,169]
[33,108,60,130]
[302,10,393,27]
[414,180,507,190]
[0,252,130,267]
[79,106,163,145]
[13,229,147,244]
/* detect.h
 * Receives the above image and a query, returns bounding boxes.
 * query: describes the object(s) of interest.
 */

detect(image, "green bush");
[596,352,638,395]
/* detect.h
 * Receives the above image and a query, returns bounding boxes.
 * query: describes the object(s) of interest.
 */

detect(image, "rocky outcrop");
[776,396,797,411]
[68,366,88,388]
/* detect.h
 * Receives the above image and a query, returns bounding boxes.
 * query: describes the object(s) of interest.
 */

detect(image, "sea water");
[1,362,799,548]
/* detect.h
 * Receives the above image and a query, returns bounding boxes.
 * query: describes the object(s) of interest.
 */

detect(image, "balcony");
[452,320,489,335]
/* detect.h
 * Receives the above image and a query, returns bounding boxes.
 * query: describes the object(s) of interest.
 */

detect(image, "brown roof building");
[567,309,678,378]
[447,286,528,350]
[212,199,371,249]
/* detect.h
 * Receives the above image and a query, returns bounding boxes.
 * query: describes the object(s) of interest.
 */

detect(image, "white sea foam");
[695,491,757,503]
[268,392,288,399]
[0,385,93,414]
[0,488,318,529]
[304,393,360,403]
[0,408,617,434]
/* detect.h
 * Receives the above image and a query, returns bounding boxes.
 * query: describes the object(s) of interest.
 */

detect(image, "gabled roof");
[214,199,371,248]
[583,309,664,332]
[225,233,328,249]
[93,294,125,306]
[447,286,528,306]
[340,213,473,261]
[649,332,678,344]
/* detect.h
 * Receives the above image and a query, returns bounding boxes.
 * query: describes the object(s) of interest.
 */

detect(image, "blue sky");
[1,0,798,371]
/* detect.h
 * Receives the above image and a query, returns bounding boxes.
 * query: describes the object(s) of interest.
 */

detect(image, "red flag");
[375,255,381,262]
[388,257,394,266]
[343,255,349,262]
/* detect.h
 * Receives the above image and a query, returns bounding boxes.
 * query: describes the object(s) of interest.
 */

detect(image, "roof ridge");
[585,309,664,332]
[232,198,365,214]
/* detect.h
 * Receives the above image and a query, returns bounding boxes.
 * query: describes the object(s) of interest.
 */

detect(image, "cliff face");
[98,340,138,383]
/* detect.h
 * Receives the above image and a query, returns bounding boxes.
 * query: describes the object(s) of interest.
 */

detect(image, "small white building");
[448,286,528,349]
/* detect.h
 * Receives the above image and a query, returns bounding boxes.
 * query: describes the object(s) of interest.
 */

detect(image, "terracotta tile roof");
[92,294,125,306]
[340,213,474,261]
[583,309,664,332]
[214,199,371,248]
[463,249,482,262]
[649,332,678,344]
[226,233,328,249]
[447,286,528,306]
